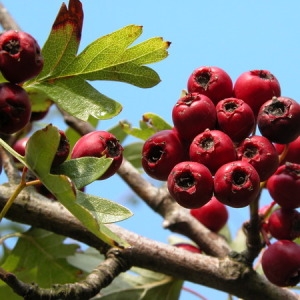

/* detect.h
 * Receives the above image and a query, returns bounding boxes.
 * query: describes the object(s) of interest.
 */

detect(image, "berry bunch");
[0,30,44,135]
[141,65,300,286]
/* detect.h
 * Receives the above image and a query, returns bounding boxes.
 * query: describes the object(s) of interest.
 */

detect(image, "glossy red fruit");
[266,163,300,209]
[189,129,237,174]
[174,243,201,253]
[233,69,281,116]
[0,82,31,134]
[142,129,186,181]
[267,208,300,240]
[236,135,279,182]
[214,160,260,208]
[257,96,300,144]
[71,130,123,180]
[275,136,300,165]
[215,98,255,143]
[187,66,233,104]
[0,30,44,83]
[167,161,213,209]
[172,92,216,143]
[12,136,29,157]
[190,196,228,232]
[261,240,300,287]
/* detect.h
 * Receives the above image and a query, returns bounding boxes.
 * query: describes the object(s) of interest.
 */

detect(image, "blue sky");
[1,1,300,299]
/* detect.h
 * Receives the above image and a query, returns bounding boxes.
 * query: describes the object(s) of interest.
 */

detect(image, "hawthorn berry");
[189,129,237,174]
[0,82,31,134]
[0,30,44,83]
[174,243,201,253]
[215,97,255,143]
[172,92,216,143]
[214,160,260,208]
[142,129,186,181]
[274,136,300,165]
[190,196,228,232]
[51,130,70,167]
[266,163,300,209]
[261,240,300,287]
[267,208,300,241]
[187,66,233,104]
[71,130,123,180]
[257,96,300,144]
[12,136,29,157]
[233,69,281,116]
[236,135,279,182]
[167,161,213,209]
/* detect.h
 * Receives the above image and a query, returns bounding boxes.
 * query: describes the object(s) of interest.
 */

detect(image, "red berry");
[0,82,31,134]
[71,130,123,180]
[236,135,279,182]
[190,196,228,232]
[266,163,300,209]
[12,136,29,157]
[172,92,216,143]
[30,108,50,122]
[142,129,186,181]
[267,208,300,240]
[167,161,213,209]
[257,96,300,144]
[0,30,44,83]
[274,136,300,165]
[174,243,201,253]
[261,240,300,287]
[215,97,255,143]
[233,69,281,116]
[189,129,237,174]
[187,66,233,104]
[214,160,261,208]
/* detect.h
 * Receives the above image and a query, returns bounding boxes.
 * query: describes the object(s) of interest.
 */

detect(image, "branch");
[0,185,298,300]
[0,249,130,299]
[0,2,21,31]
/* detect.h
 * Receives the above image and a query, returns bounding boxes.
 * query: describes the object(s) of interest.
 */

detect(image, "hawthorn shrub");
[0,1,300,300]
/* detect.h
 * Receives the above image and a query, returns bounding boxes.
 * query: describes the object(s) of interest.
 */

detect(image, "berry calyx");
[0,82,31,134]
[214,160,260,208]
[167,161,213,209]
[0,30,44,83]
[189,129,237,174]
[215,97,255,143]
[236,135,279,182]
[71,130,123,180]
[187,66,233,104]
[142,129,186,181]
[257,96,300,144]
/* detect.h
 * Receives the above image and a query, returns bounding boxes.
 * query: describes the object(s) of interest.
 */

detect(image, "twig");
[0,2,21,31]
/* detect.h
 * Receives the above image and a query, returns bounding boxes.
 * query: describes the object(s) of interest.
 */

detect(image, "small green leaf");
[121,113,172,140]
[52,156,113,189]
[29,77,122,121]
[76,191,133,224]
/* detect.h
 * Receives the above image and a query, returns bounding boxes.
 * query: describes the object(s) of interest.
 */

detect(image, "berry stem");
[0,167,28,222]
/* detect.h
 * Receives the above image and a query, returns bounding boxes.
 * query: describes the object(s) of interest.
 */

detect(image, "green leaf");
[33,0,83,80]
[52,156,113,189]
[121,113,172,140]
[0,228,81,288]
[123,142,143,169]
[28,77,122,121]
[76,191,133,224]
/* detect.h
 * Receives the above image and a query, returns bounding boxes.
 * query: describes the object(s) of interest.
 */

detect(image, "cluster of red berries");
[0,30,44,136]
[141,66,300,287]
